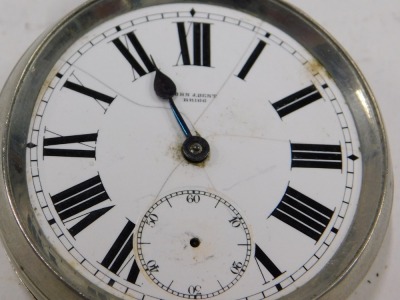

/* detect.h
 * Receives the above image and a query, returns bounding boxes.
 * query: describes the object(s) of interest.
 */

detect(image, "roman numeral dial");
[24,5,364,299]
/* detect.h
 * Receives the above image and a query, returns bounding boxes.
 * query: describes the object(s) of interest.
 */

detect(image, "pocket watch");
[0,0,393,299]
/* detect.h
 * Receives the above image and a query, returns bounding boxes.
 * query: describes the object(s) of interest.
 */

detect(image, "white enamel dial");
[25,3,362,300]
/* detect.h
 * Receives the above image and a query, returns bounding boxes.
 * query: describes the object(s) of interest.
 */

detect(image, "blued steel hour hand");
[154,69,192,138]
[152,64,209,163]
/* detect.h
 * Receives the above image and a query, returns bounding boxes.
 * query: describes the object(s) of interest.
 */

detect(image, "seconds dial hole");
[190,237,201,248]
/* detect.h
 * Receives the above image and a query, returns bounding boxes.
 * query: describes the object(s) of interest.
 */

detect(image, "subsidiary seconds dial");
[135,190,252,298]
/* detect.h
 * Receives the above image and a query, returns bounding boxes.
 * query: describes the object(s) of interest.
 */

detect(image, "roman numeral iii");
[291,143,342,169]
[50,175,113,237]
[113,27,155,78]
[101,220,140,286]
[176,22,211,67]
[272,85,324,118]
[271,186,334,241]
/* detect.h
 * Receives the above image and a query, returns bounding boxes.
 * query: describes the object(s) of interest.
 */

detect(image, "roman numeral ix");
[101,220,140,286]
[50,175,113,237]
[271,186,334,241]
[177,22,211,67]
[291,143,342,170]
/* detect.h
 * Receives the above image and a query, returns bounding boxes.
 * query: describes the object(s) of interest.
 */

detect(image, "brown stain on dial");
[306,58,333,79]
